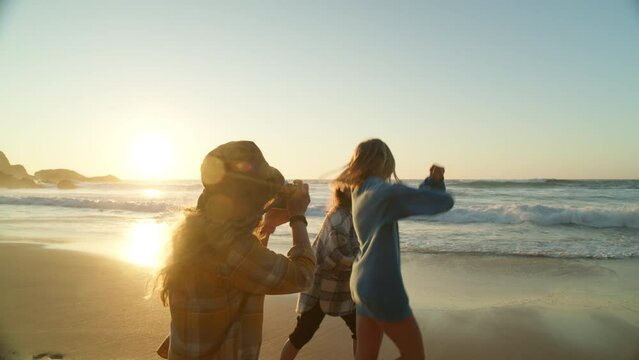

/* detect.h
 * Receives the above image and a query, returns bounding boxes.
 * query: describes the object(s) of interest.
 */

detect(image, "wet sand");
[1,243,638,359]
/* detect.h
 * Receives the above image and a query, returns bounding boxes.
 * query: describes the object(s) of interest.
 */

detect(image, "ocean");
[1,179,638,268]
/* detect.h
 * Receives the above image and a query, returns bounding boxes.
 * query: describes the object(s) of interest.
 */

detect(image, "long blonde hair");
[335,138,399,188]
[157,141,284,305]
[156,205,267,306]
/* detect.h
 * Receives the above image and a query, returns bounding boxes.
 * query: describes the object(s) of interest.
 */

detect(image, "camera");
[271,182,296,209]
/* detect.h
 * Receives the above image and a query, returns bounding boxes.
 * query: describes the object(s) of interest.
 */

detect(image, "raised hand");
[430,164,445,184]
[287,180,310,216]
[262,208,290,234]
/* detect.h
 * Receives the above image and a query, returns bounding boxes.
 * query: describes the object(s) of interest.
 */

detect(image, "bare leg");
[356,315,383,360]
[280,339,300,360]
[379,315,425,360]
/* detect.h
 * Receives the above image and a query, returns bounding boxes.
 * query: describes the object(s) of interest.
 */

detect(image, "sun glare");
[131,134,174,180]
[123,220,170,268]
[143,189,163,198]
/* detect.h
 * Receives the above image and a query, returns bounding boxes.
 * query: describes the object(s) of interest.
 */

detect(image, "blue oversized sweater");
[350,176,454,321]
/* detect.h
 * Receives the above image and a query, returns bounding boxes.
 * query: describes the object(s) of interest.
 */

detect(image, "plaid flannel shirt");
[167,229,315,360]
[297,207,359,316]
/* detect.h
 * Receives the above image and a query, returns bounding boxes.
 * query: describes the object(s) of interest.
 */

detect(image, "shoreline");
[1,243,638,359]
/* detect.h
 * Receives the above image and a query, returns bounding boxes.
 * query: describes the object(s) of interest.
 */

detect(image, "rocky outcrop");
[0,151,32,179]
[87,175,120,183]
[34,169,120,184]
[56,179,78,189]
[8,164,30,179]
[0,152,10,169]
[0,172,41,188]
[0,151,41,188]
[0,151,120,189]
[34,169,85,183]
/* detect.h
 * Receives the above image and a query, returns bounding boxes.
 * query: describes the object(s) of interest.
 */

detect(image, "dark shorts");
[288,303,357,349]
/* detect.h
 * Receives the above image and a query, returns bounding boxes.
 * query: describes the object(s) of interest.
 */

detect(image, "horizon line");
[117,177,639,182]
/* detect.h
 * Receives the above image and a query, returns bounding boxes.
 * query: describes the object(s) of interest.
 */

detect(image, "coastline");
[1,243,638,359]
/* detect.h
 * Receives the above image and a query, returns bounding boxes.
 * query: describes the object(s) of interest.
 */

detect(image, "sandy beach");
[1,243,638,360]
[2,0,639,358]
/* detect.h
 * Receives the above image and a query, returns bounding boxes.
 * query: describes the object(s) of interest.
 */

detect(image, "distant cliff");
[34,169,120,184]
[0,151,40,188]
[0,172,41,188]
[0,151,120,189]
[0,151,33,180]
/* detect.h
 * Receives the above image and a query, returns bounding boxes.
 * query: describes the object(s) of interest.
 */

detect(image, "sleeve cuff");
[287,244,316,262]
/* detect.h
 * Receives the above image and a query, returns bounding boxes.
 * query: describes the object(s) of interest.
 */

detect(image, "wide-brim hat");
[199,141,284,208]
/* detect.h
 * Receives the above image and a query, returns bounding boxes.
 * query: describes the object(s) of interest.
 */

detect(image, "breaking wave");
[0,196,176,213]
[424,204,639,229]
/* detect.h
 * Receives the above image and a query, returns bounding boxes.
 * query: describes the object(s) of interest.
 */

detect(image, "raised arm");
[227,237,316,295]
[384,177,454,221]
[229,180,316,294]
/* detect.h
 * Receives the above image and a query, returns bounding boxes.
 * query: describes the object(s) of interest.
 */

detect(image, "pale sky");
[1,0,638,180]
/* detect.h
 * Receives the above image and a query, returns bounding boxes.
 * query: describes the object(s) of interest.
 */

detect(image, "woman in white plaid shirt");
[280,185,359,359]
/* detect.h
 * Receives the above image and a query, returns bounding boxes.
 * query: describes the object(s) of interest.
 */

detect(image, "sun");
[131,134,174,180]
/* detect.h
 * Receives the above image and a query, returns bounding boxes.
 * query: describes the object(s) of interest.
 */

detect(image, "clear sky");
[1,0,638,180]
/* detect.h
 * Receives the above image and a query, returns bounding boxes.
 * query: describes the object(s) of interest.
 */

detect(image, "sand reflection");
[123,220,169,268]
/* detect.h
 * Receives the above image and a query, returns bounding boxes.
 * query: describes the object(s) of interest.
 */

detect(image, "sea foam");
[0,196,175,213]
[425,204,639,229]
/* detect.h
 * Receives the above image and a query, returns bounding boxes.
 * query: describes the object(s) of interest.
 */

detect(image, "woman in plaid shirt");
[280,185,359,359]
[156,141,316,360]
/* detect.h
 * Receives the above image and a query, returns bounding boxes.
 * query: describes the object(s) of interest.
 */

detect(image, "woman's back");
[350,176,407,322]
[350,176,454,322]
[297,206,358,316]
[312,206,357,279]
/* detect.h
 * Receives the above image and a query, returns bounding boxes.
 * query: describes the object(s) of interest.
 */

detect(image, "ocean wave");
[448,179,639,189]
[401,248,639,259]
[0,196,177,213]
[424,204,639,229]
[304,204,329,217]
[0,195,330,216]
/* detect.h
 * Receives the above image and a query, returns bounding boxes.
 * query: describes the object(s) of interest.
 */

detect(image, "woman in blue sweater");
[335,139,454,360]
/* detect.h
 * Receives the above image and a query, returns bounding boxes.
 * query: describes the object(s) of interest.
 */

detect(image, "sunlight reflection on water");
[142,189,163,198]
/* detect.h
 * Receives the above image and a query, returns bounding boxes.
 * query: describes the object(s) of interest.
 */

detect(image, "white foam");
[0,196,175,213]
[427,204,639,229]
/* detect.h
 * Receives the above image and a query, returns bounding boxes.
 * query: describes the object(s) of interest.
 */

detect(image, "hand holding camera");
[262,208,289,235]
[262,180,310,239]
[271,180,310,215]
[285,180,310,216]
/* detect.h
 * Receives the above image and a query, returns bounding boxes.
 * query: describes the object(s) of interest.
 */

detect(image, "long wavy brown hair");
[155,207,266,306]
[335,138,399,188]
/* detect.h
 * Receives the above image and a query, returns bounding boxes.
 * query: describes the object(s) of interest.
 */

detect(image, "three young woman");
[159,138,453,359]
